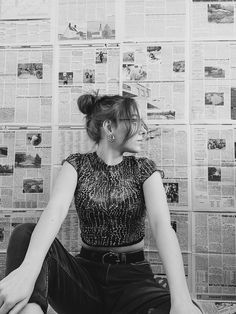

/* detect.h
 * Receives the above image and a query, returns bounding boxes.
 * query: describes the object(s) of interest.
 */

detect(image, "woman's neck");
[96,143,123,166]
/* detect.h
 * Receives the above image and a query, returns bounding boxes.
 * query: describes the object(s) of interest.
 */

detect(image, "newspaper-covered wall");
[1,0,236,307]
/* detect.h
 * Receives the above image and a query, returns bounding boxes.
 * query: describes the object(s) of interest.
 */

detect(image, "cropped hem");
[81,236,144,248]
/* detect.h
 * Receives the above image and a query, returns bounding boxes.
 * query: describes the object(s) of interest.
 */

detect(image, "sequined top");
[64,151,159,247]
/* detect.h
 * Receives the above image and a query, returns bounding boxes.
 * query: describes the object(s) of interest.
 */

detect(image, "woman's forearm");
[154,224,192,305]
[20,203,68,277]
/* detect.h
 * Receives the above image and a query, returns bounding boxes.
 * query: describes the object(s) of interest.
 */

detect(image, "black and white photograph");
[208,167,221,181]
[0,164,13,176]
[26,133,42,146]
[122,64,147,81]
[163,183,179,203]
[18,63,43,79]
[83,69,95,83]
[23,178,43,193]
[208,4,234,24]
[59,72,73,85]
[205,92,224,106]
[95,49,107,64]
[173,60,185,73]
[147,46,161,63]
[0,147,7,157]
[123,51,134,63]
[205,66,225,78]
[59,22,86,40]
[208,139,226,150]
[15,152,42,168]
[87,20,115,40]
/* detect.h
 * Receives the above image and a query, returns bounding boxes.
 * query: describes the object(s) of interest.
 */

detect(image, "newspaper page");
[197,301,236,314]
[59,44,120,125]
[192,125,236,167]
[53,128,94,166]
[193,212,236,255]
[57,209,82,254]
[145,211,191,253]
[124,0,186,40]
[0,252,6,281]
[191,1,236,40]
[192,162,236,211]
[122,42,186,122]
[145,250,191,289]
[193,253,236,301]
[58,0,116,41]
[137,124,189,209]
[0,129,51,209]
[0,0,51,44]
[0,47,53,125]
[0,209,42,251]
[190,41,236,123]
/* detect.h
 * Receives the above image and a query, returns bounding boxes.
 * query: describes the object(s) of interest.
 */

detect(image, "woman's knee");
[8,223,36,248]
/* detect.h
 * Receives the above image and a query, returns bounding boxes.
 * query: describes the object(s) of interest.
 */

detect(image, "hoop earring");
[107,134,115,143]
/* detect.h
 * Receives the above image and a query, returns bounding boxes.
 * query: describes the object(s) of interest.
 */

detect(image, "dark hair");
[77,93,142,144]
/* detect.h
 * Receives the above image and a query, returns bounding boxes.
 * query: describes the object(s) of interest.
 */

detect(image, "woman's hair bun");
[77,93,96,115]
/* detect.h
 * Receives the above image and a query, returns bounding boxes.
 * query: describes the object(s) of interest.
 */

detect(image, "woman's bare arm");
[143,171,202,314]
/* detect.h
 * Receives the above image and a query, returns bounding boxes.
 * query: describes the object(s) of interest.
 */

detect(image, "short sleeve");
[62,153,81,172]
[138,157,164,184]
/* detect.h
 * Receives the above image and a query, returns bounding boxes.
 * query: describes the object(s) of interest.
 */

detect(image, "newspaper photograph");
[58,0,116,41]
[0,47,53,125]
[193,253,236,301]
[0,129,51,209]
[124,0,186,40]
[190,41,236,122]
[58,45,120,124]
[191,2,236,39]
[123,81,186,123]
[193,212,236,255]
[191,125,236,167]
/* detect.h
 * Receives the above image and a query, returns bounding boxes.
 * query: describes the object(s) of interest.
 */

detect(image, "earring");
[107,134,115,143]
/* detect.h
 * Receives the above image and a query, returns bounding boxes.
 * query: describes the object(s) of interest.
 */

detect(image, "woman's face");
[113,116,147,154]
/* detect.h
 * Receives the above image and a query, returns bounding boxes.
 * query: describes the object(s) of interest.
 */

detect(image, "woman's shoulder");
[62,151,93,171]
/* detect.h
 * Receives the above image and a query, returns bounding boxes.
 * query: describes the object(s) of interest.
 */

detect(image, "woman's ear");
[103,120,116,143]
[102,120,113,135]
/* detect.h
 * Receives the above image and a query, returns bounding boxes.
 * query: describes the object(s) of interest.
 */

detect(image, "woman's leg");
[5,223,103,314]
[19,303,43,314]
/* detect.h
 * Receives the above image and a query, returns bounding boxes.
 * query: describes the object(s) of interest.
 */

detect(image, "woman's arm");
[143,171,201,314]
[21,161,77,273]
[0,161,77,314]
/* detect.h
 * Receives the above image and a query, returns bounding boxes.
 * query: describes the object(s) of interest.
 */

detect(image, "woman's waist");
[80,239,145,264]
[81,238,144,253]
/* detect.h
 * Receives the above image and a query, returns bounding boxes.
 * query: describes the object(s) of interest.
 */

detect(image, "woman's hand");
[170,301,203,314]
[0,265,36,314]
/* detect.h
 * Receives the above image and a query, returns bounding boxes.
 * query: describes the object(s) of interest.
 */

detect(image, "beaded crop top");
[64,151,159,247]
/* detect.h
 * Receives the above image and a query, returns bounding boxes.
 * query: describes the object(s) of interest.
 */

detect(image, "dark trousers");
[5,223,171,314]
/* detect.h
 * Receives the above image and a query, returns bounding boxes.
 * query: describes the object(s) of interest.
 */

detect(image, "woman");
[0,94,202,314]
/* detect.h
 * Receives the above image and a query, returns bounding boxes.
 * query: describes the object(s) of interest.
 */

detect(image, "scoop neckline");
[93,151,125,169]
